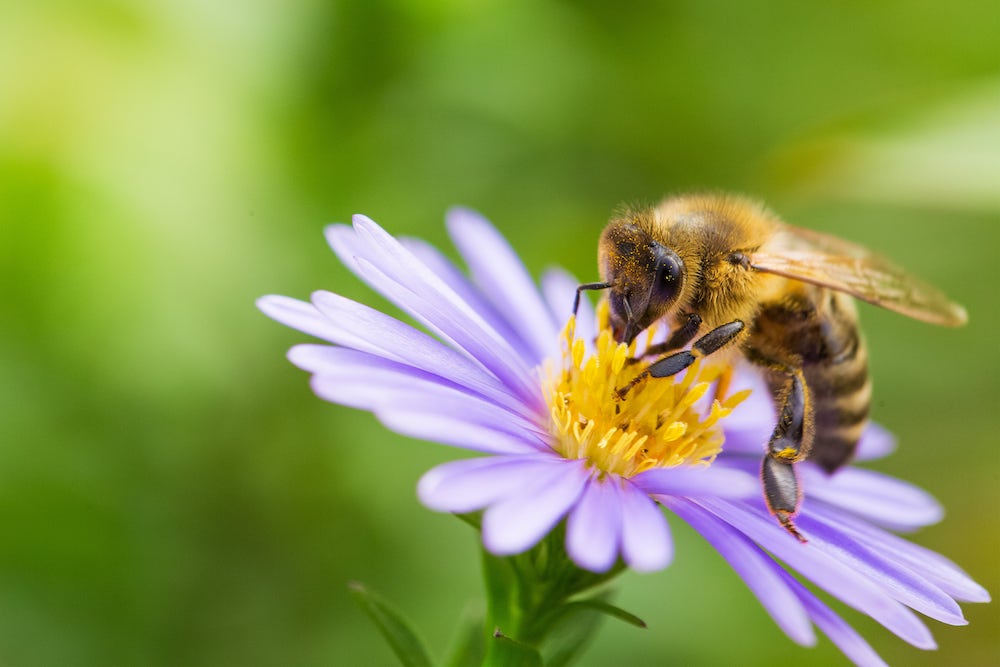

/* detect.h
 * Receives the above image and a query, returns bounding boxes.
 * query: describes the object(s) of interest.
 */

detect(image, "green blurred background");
[1,1,997,665]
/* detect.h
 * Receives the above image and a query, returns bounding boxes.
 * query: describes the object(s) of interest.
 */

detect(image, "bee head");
[598,219,685,344]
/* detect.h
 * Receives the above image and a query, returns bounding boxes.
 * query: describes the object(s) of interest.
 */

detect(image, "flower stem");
[479,525,628,665]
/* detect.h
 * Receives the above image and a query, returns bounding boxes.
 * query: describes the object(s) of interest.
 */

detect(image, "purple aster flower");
[258,209,988,666]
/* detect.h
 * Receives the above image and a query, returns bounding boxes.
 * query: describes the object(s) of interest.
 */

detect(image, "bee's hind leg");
[758,364,813,543]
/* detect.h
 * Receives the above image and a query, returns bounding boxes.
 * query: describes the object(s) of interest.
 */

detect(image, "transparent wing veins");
[750,227,967,327]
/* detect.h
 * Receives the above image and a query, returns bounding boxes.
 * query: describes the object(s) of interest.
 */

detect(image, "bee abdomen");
[750,287,870,473]
[802,294,870,472]
[807,343,870,472]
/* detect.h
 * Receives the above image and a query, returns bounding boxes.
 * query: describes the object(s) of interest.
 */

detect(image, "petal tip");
[351,213,379,228]
[445,205,482,222]
[323,221,352,240]
[256,295,280,314]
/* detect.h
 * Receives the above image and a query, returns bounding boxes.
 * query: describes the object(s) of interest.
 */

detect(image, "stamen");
[543,301,748,478]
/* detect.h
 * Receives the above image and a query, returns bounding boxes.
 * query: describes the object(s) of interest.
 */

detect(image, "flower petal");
[306,290,535,420]
[257,295,340,343]
[697,498,936,649]
[774,567,890,667]
[375,409,546,455]
[482,459,588,555]
[809,504,991,604]
[325,218,539,404]
[418,456,554,513]
[566,476,623,573]
[666,498,815,646]
[631,466,758,499]
[717,366,776,451]
[795,513,967,626]
[356,249,540,406]
[854,422,897,461]
[802,465,943,531]
[295,348,547,455]
[293,345,542,436]
[447,207,560,364]
[399,235,534,361]
[618,480,672,572]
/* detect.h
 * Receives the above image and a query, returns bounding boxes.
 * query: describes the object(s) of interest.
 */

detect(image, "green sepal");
[347,581,434,667]
[485,629,544,667]
[454,511,482,530]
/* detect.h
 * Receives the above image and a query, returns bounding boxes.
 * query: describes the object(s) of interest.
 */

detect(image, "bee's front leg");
[627,313,703,365]
[617,319,744,398]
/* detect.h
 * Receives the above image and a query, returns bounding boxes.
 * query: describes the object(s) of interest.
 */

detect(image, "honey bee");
[575,194,967,540]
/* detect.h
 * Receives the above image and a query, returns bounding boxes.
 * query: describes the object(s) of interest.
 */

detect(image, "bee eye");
[651,246,683,301]
[657,257,680,285]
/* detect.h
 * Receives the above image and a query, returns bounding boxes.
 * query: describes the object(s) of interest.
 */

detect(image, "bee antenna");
[573,281,612,316]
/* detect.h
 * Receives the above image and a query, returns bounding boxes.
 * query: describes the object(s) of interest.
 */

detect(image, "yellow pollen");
[775,447,798,461]
[543,301,749,478]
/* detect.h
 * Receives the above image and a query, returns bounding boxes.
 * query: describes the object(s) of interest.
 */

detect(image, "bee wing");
[750,226,968,327]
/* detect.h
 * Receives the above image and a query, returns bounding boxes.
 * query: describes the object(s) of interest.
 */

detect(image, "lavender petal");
[297,351,547,455]
[307,291,535,420]
[718,367,775,448]
[352,252,541,408]
[810,504,991,604]
[854,422,897,461]
[801,465,943,531]
[631,466,758,499]
[446,207,560,365]
[325,218,539,404]
[775,566,891,666]
[795,513,967,626]
[418,456,557,513]
[565,476,623,573]
[482,459,588,555]
[697,498,936,649]
[375,409,547,455]
[292,345,544,440]
[257,295,342,344]
[665,498,815,646]
[399,235,535,361]
[617,480,673,572]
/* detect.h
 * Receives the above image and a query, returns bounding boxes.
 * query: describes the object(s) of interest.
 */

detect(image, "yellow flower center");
[544,301,749,478]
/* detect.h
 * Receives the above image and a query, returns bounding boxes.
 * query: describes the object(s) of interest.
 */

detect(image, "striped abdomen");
[749,285,870,473]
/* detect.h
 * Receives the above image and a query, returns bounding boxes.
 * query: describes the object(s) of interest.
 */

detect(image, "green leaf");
[348,581,434,667]
[443,606,486,667]
[539,603,607,667]
[540,596,646,667]
[485,629,543,667]
[559,599,647,629]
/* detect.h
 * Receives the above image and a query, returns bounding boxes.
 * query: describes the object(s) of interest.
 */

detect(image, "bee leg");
[762,368,812,542]
[617,320,744,398]
[626,313,703,365]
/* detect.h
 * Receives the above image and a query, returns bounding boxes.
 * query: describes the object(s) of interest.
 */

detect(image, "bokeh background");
[2,1,998,665]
